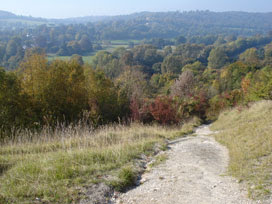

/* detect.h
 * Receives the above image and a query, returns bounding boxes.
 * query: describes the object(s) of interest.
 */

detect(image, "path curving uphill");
[114,125,255,204]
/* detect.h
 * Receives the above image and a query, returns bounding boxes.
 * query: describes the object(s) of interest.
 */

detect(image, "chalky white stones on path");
[114,125,256,204]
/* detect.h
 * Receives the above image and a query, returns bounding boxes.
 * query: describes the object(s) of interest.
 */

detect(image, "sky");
[1,0,272,19]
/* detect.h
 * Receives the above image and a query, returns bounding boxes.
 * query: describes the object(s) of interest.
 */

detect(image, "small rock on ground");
[114,125,257,204]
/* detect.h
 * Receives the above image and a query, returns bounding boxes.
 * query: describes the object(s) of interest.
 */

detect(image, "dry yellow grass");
[0,118,200,204]
[211,100,272,199]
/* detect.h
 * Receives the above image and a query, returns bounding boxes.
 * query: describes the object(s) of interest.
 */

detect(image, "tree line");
[1,10,272,70]
[1,34,272,139]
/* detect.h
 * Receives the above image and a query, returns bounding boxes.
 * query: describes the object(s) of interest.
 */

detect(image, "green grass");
[211,100,272,199]
[82,56,96,64]
[46,39,142,65]
[47,55,96,65]
[149,153,168,168]
[47,55,70,62]
[109,166,138,192]
[101,44,128,52]
[0,118,200,203]
[110,40,141,45]
[100,39,141,52]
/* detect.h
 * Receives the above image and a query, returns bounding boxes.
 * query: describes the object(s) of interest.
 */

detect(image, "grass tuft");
[109,166,137,192]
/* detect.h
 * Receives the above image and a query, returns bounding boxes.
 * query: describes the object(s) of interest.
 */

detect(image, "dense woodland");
[1,10,272,69]
[1,10,272,139]
[1,29,272,139]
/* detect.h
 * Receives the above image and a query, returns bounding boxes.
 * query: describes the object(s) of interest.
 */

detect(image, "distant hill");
[0,10,16,18]
[82,11,272,39]
[53,16,111,24]
[67,10,272,26]
[0,10,272,37]
[0,10,48,28]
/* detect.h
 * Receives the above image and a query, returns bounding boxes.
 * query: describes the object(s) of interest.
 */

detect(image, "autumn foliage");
[149,96,179,125]
[2,36,272,139]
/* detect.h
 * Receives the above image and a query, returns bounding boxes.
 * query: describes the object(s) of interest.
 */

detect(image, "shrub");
[130,97,154,123]
[149,96,179,125]
[207,89,243,120]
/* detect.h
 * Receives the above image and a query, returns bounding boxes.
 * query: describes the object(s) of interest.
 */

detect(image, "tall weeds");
[0,118,201,203]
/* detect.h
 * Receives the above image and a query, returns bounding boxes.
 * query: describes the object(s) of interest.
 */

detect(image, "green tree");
[163,46,172,56]
[182,61,205,75]
[208,47,229,69]
[161,55,183,74]
[245,67,272,101]
[35,35,47,48]
[219,62,253,92]
[20,54,88,125]
[70,54,84,66]
[43,60,88,124]
[175,35,187,45]
[112,47,127,58]
[79,35,93,53]
[239,48,260,66]
[92,51,121,78]
[5,37,22,58]
[67,41,81,55]
[174,44,205,62]
[86,69,125,124]
[0,68,33,138]
[264,43,272,65]
[132,45,162,73]
[19,53,48,99]
[150,73,176,95]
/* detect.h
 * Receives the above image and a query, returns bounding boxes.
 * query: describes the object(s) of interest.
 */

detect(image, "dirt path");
[113,125,255,204]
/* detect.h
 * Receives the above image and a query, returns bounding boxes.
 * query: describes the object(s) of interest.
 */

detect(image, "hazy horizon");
[1,0,272,19]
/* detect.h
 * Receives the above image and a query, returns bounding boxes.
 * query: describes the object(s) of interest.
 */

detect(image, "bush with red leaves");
[149,96,179,125]
[130,97,154,123]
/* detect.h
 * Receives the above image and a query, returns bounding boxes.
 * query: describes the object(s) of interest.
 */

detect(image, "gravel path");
[114,125,255,204]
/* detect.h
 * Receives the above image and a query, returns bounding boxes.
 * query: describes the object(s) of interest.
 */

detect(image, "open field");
[211,101,272,200]
[100,39,141,52]
[47,55,70,62]
[110,40,142,45]
[47,55,96,65]
[46,39,141,64]
[101,44,128,52]
[0,118,200,204]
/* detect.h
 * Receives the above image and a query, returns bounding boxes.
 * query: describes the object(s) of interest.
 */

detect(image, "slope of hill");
[211,101,272,200]
[54,11,272,37]
[1,10,272,37]
[0,119,201,203]
[0,10,48,28]
[0,10,16,18]
[115,125,255,204]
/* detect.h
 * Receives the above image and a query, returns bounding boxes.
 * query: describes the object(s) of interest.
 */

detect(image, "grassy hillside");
[211,101,272,199]
[0,118,200,204]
